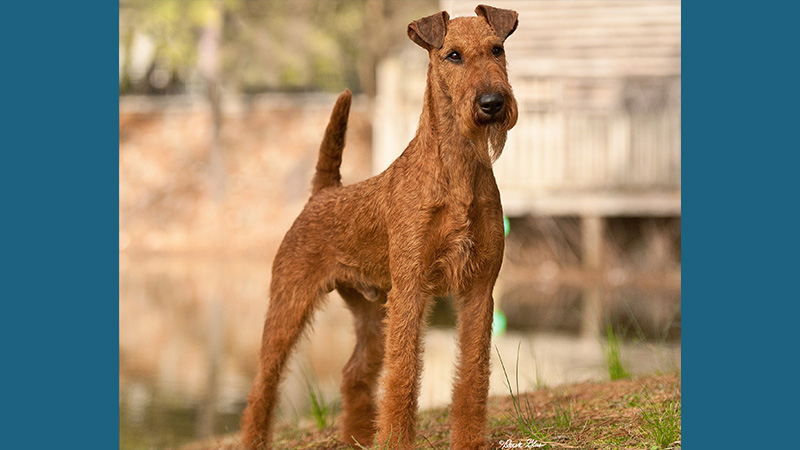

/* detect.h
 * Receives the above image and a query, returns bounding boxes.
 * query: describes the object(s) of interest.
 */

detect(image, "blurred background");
[119,1,681,448]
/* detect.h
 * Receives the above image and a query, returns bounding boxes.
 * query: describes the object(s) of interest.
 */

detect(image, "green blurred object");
[492,309,507,336]
[503,214,510,236]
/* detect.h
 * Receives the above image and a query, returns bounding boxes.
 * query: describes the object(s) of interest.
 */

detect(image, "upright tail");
[311,89,352,195]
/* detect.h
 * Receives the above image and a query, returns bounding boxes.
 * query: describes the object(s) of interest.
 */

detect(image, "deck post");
[582,215,604,339]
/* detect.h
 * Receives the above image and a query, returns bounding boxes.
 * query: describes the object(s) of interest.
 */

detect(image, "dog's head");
[408,4,519,165]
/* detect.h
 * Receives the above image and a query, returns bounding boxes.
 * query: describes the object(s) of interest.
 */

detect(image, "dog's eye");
[446,51,462,63]
[492,46,504,57]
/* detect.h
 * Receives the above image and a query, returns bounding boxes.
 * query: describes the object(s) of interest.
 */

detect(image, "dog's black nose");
[478,93,504,116]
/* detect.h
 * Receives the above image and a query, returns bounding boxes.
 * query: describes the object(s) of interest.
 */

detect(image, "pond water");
[119,255,680,449]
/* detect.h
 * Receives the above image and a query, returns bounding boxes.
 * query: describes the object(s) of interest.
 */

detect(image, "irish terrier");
[240,5,518,449]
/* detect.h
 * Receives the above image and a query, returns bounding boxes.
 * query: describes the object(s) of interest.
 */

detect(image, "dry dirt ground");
[183,373,680,450]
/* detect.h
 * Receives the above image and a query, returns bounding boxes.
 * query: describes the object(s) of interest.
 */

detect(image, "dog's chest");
[425,204,476,295]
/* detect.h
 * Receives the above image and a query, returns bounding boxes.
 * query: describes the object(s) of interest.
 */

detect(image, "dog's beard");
[488,93,517,163]
[463,100,517,167]
[468,136,493,168]
[453,90,518,167]
[460,122,507,168]
[488,124,507,163]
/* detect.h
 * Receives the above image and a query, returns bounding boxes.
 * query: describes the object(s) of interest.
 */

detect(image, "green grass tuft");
[496,343,551,449]
[550,399,574,429]
[603,324,631,380]
[640,395,681,449]
[303,372,337,430]
[354,426,401,450]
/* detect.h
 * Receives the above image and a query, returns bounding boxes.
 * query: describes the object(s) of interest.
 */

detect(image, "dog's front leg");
[375,283,428,450]
[450,282,495,449]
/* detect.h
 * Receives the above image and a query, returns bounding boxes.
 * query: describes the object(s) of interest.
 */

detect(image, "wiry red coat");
[241,5,519,449]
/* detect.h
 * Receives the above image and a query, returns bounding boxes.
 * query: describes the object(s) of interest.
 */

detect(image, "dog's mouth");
[475,107,514,130]
[476,111,504,124]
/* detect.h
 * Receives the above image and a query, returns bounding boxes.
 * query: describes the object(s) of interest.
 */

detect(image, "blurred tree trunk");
[360,0,384,98]
[196,1,225,439]
[359,0,437,97]
[199,1,226,201]
[119,28,134,93]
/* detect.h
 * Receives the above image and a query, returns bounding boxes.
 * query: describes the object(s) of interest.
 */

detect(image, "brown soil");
[182,373,680,450]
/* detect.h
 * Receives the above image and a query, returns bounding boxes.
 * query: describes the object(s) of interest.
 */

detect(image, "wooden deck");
[374,1,681,217]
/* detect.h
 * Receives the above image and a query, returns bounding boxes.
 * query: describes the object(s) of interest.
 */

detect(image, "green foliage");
[527,348,546,390]
[302,372,337,430]
[353,426,401,450]
[496,344,551,448]
[550,399,574,429]
[129,0,222,67]
[641,395,681,449]
[603,324,631,380]
[624,392,642,407]
[120,0,439,95]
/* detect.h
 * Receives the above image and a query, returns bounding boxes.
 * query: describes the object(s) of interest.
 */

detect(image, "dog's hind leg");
[338,285,386,448]
[240,259,330,449]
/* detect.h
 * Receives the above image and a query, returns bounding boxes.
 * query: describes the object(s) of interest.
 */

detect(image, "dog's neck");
[412,69,492,206]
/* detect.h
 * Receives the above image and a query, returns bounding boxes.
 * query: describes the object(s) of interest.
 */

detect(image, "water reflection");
[119,256,679,449]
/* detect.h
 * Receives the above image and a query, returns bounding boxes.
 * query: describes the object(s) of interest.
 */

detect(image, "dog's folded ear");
[408,11,450,50]
[475,4,518,41]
